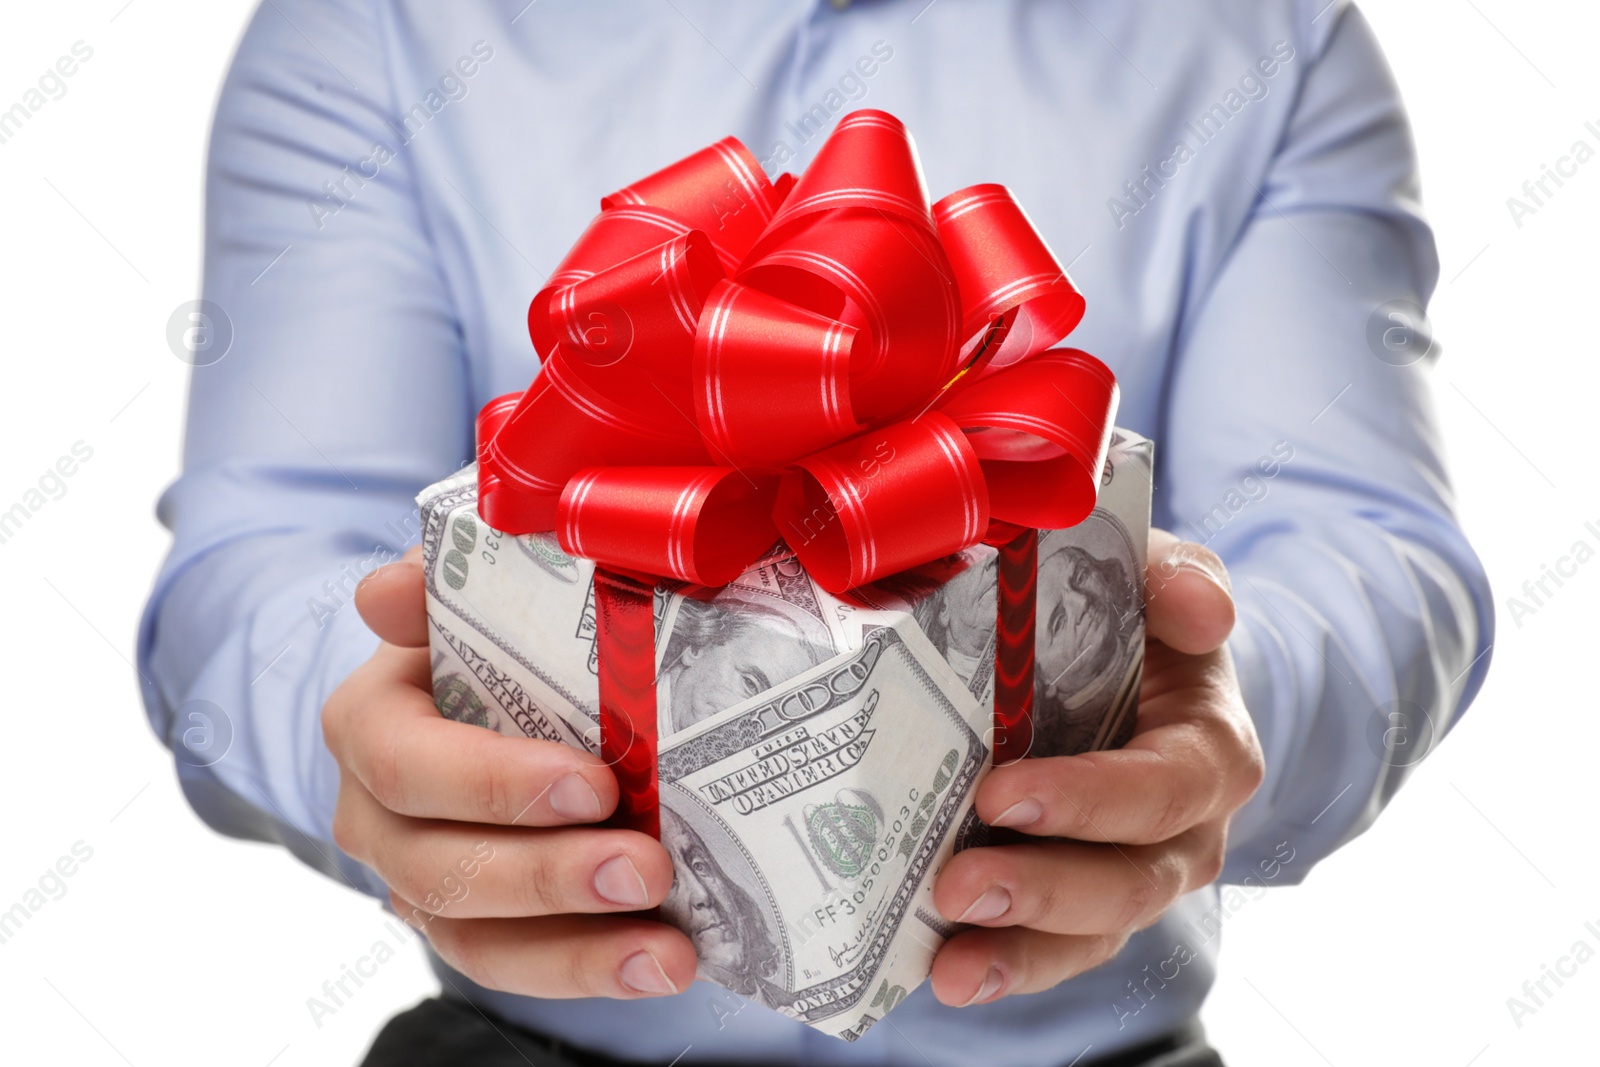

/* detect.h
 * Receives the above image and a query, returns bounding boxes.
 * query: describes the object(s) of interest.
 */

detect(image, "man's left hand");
[930,529,1265,1007]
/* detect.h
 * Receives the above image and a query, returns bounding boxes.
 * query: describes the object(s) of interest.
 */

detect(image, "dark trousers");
[360,995,1224,1067]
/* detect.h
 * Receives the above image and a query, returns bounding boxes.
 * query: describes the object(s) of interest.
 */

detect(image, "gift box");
[417,110,1153,1039]
[418,429,1149,1037]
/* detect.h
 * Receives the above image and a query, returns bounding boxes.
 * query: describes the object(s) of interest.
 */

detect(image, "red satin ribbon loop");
[776,414,989,592]
[694,280,861,467]
[741,213,960,423]
[532,231,723,400]
[479,110,1120,594]
[558,466,781,587]
[602,136,782,270]
[760,110,936,243]
[933,184,1087,375]
[943,348,1119,531]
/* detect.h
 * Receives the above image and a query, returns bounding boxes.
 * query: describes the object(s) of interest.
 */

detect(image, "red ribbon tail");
[594,569,660,842]
[992,529,1038,765]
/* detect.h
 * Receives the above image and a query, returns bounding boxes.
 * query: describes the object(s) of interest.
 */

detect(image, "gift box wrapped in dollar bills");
[417,109,1154,1039]
[418,430,1149,1039]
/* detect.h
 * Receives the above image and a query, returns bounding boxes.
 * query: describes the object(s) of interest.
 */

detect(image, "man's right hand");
[321,547,695,999]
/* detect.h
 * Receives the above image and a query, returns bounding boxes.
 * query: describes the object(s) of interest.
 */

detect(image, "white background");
[0,2,1593,1065]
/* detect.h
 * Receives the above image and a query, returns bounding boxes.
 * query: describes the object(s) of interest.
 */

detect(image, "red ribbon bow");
[477,110,1118,593]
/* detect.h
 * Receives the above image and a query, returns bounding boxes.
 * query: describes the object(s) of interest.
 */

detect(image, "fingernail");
[549,773,604,822]
[620,950,679,996]
[961,966,1005,1007]
[595,854,651,908]
[957,886,1012,924]
[990,798,1043,829]
[1174,549,1231,594]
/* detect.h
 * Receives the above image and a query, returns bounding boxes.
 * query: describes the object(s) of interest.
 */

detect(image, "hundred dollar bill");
[655,545,857,739]
[419,468,599,751]
[656,622,991,1041]
[838,546,1000,706]
[1030,428,1152,757]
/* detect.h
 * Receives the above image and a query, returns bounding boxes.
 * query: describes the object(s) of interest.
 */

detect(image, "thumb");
[354,545,429,648]
[1144,529,1235,655]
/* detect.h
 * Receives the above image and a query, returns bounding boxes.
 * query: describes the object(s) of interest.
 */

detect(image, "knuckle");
[469,760,517,825]
[364,733,409,813]
[1114,878,1157,931]
[1116,856,1185,931]
[1145,786,1193,844]
[563,934,610,997]
[1026,876,1061,929]
[1236,737,1267,800]
[513,853,567,916]
[1061,792,1110,840]
[376,847,432,907]
[321,689,349,753]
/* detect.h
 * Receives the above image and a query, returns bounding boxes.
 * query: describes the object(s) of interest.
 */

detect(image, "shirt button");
[829,0,851,9]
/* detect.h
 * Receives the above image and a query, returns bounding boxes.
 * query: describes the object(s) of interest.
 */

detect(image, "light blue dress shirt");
[138,1,1492,1063]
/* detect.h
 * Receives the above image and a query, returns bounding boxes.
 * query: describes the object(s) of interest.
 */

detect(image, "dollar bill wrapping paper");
[417,428,1152,1040]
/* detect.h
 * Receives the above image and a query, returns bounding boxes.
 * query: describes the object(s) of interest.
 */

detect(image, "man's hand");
[929,530,1265,1007]
[322,547,696,999]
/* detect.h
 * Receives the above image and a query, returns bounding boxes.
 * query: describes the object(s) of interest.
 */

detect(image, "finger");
[977,730,1236,844]
[356,545,429,648]
[336,786,672,918]
[930,925,1129,1007]
[323,646,620,826]
[1144,529,1234,655]
[932,829,1223,936]
[395,903,696,1000]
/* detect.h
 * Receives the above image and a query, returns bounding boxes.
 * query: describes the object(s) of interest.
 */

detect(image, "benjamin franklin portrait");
[1031,511,1142,757]
[659,798,787,1006]
[848,547,997,692]
[657,588,835,736]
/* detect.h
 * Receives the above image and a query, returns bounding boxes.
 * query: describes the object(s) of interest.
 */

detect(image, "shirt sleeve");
[1160,4,1494,883]
[136,0,471,896]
